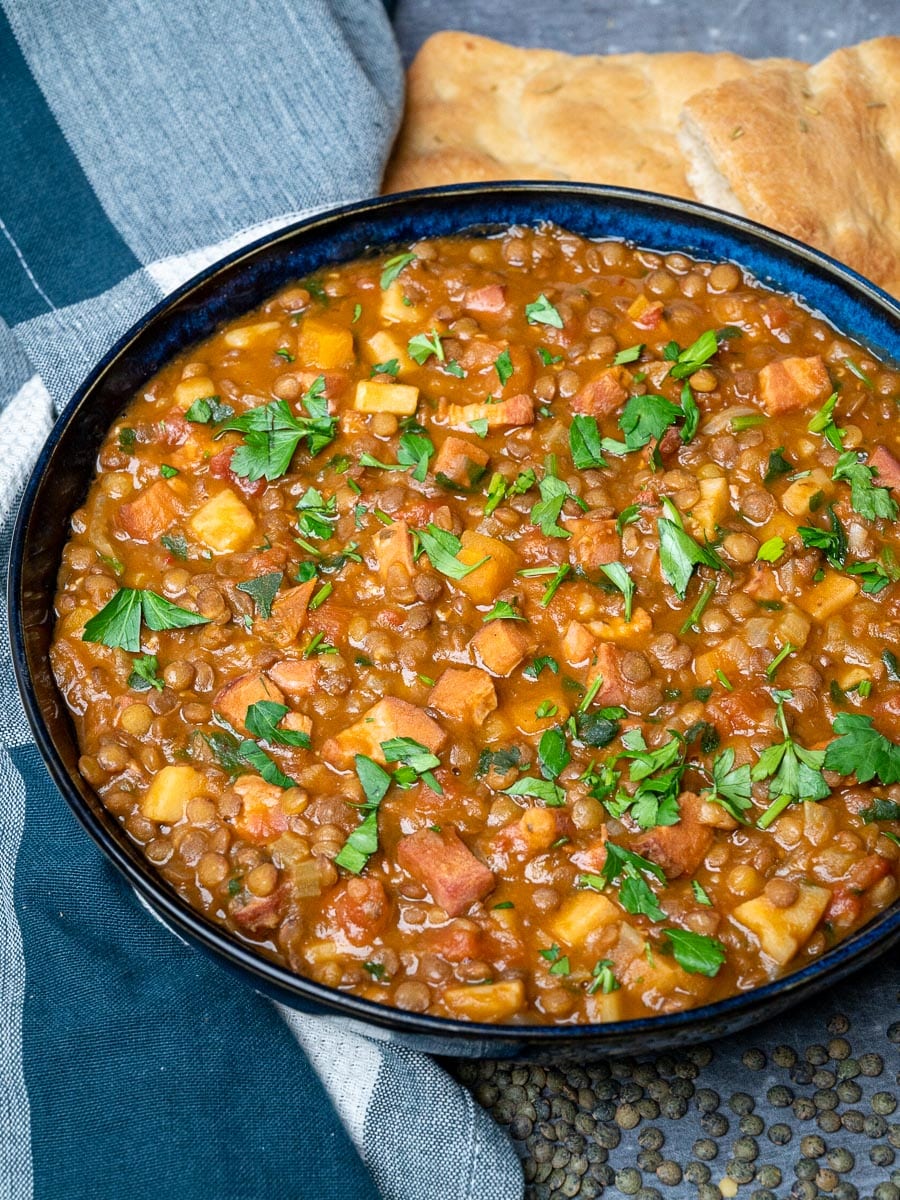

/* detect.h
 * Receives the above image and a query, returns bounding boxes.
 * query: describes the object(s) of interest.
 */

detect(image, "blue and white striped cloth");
[0,3,522,1196]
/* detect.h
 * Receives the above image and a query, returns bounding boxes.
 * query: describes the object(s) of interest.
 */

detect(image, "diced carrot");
[213,672,285,735]
[321,697,446,768]
[627,295,665,329]
[758,355,831,414]
[117,479,183,541]
[454,530,521,604]
[464,284,507,313]
[432,435,490,488]
[429,668,497,724]
[446,394,534,429]
[297,317,354,369]
[396,826,495,916]
[571,368,630,418]
[471,620,532,676]
[256,579,316,647]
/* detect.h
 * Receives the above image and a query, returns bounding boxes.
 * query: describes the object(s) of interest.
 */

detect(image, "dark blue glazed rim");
[9,183,900,1059]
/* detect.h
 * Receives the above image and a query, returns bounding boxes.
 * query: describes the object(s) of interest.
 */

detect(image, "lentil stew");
[51,225,900,1025]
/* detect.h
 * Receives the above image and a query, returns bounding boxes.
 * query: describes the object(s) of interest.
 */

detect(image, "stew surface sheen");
[51,225,900,1025]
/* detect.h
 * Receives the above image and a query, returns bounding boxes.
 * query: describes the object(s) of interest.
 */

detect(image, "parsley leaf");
[417,524,488,580]
[128,654,165,692]
[591,841,667,922]
[83,587,210,652]
[296,487,337,540]
[185,396,234,424]
[753,691,830,828]
[823,712,900,785]
[221,392,337,480]
[236,572,283,619]
[807,391,844,451]
[371,358,400,378]
[397,431,435,482]
[335,752,394,874]
[380,252,417,290]
[703,747,752,822]
[692,880,713,906]
[680,383,700,442]
[525,294,563,328]
[504,776,566,807]
[832,451,898,521]
[494,348,514,386]
[846,560,893,595]
[614,344,643,365]
[524,656,559,681]
[667,328,730,380]
[531,471,584,538]
[538,728,570,780]
[237,740,297,788]
[537,346,563,365]
[569,414,607,470]
[861,798,900,823]
[483,599,525,622]
[407,330,445,365]
[588,959,620,994]
[798,505,847,568]
[764,447,794,486]
[597,561,635,622]
[663,928,726,976]
[618,394,682,452]
[757,536,786,563]
[245,700,311,749]
[656,498,727,600]
[161,533,188,560]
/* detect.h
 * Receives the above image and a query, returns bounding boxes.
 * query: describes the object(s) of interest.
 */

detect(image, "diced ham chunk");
[627,295,665,329]
[373,519,414,583]
[565,517,621,571]
[869,445,900,491]
[267,659,320,698]
[321,697,446,768]
[396,826,495,916]
[432,435,490,488]
[758,355,831,414]
[232,776,289,844]
[631,793,714,879]
[117,479,182,541]
[213,672,285,734]
[446,394,534,429]
[230,886,288,934]
[425,920,484,963]
[572,368,630,418]
[256,579,316,646]
[464,284,507,313]
[331,877,390,946]
[586,643,628,706]
[471,620,532,677]
[429,668,497,724]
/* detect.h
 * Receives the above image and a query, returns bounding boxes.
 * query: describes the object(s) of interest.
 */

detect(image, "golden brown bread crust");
[384,32,793,198]
[679,37,900,296]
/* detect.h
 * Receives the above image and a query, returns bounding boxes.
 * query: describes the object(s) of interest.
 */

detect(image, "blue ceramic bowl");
[10,183,900,1059]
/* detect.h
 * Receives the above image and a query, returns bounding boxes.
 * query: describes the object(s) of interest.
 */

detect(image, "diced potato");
[303,939,339,965]
[585,989,626,1023]
[689,475,729,542]
[797,570,860,621]
[365,329,414,374]
[173,375,216,410]
[354,379,420,415]
[835,664,870,691]
[429,668,497,724]
[188,488,257,553]
[446,394,534,430]
[223,321,282,350]
[442,979,525,1023]
[550,891,620,947]
[321,697,446,768]
[297,316,354,368]
[471,620,532,677]
[782,469,831,517]
[776,604,812,649]
[141,764,207,824]
[117,479,182,541]
[759,512,799,543]
[562,620,595,666]
[588,608,653,644]
[454,530,520,604]
[614,923,698,1010]
[233,774,289,843]
[56,605,94,638]
[758,355,831,415]
[380,280,423,324]
[732,884,831,965]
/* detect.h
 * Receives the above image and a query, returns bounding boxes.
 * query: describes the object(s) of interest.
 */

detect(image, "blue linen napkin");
[0,3,523,1196]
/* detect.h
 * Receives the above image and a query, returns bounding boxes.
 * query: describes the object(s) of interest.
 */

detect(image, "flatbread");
[679,38,900,296]
[384,32,793,198]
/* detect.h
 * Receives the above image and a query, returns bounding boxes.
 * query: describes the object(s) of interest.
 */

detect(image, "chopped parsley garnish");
[482,599,525,622]
[703,747,752,823]
[807,391,843,451]
[530,467,585,538]
[823,712,900,785]
[407,330,445,365]
[766,641,796,680]
[296,487,337,540]
[185,396,234,424]
[82,588,210,652]
[118,427,137,451]
[363,961,387,980]
[832,451,898,521]
[468,418,489,439]
[525,294,563,328]
[275,348,295,363]
[127,654,165,692]
[245,700,311,749]
[220,383,336,480]
[504,775,566,807]
[537,346,563,365]
[680,383,700,443]
[764,447,794,485]
[524,656,559,681]
[237,740,297,789]
[616,393,683,453]
[476,745,526,777]
[883,650,900,681]
[538,563,571,607]
[160,464,179,479]
[666,328,735,380]
[335,754,393,874]
[753,690,830,828]
[585,840,667,922]
[614,344,643,365]
[861,798,900,823]
[236,571,283,619]
[309,582,332,610]
[587,959,620,995]
[483,468,536,516]
[444,360,467,379]
[535,700,558,719]
[756,536,786,563]
[494,348,514,385]
[371,358,400,378]
[843,357,873,388]
[604,728,686,829]
[380,252,417,290]
[616,505,641,534]
[569,414,606,470]
[161,532,188,560]
[597,561,635,622]
[656,497,727,600]
[692,880,713,907]
[381,737,443,793]
[538,727,570,780]
[678,580,716,635]
[663,928,726,976]
[417,524,488,580]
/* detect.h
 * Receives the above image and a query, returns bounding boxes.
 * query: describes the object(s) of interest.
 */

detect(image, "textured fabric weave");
[0,4,523,1197]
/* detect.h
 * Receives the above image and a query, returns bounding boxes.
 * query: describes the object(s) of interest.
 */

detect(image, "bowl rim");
[10,179,900,1045]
